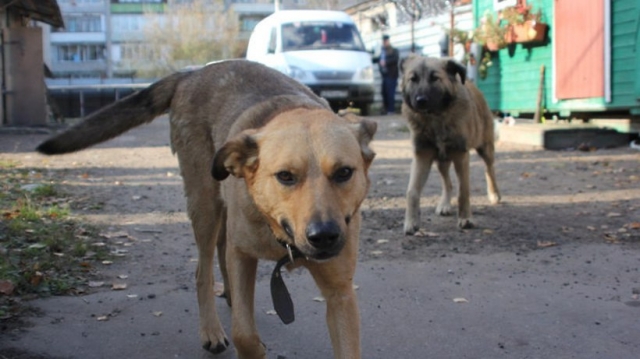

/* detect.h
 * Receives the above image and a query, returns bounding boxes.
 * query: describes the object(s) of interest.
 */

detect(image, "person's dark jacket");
[373,46,400,79]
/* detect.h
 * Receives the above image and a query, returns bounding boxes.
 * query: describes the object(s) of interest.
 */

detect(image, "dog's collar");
[270,241,303,325]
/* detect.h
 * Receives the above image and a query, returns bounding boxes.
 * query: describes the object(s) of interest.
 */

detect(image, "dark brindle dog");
[400,55,501,233]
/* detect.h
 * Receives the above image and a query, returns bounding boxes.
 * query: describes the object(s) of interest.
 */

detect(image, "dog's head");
[212,109,376,261]
[401,55,466,114]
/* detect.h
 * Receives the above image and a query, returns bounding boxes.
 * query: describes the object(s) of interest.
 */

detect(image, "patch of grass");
[0,160,112,308]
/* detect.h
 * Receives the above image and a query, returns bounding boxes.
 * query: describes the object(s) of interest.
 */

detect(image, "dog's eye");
[332,167,353,183]
[429,74,439,82]
[276,171,296,185]
[410,74,419,83]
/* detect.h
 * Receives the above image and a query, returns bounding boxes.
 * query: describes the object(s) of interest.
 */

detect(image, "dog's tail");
[37,71,189,155]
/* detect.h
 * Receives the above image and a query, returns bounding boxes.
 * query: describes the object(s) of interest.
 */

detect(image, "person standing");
[375,35,399,115]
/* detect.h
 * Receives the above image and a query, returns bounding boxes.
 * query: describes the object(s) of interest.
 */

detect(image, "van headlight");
[286,66,309,81]
[354,65,374,82]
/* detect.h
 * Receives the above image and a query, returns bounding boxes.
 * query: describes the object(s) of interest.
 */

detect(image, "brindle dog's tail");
[37,71,189,155]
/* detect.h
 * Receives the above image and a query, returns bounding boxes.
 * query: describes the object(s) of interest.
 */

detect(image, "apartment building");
[44,0,355,79]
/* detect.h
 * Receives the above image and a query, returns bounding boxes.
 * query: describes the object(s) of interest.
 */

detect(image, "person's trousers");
[381,76,398,114]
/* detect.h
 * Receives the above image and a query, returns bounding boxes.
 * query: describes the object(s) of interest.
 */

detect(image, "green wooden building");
[473,0,640,120]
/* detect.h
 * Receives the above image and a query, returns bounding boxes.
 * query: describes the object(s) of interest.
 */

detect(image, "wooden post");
[533,65,545,123]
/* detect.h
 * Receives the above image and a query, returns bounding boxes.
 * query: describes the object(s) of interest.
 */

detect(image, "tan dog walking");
[37,60,376,359]
[400,56,500,233]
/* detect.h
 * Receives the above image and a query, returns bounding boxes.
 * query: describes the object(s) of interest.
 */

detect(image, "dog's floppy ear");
[211,129,260,181]
[342,114,377,166]
[445,59,466,85]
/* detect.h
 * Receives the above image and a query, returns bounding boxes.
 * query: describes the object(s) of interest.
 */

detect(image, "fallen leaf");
[0,280,15,295]
[102,260,113,265]
[126,294,139,299]
[604,233,619,243]
[537,240,557,248]
[265,309,277,315]
[117,274,129,279]
[606,212,622,218]
[313,296,325,302]
[376,239,389,244]
[28,243,47,249]
[482,229,494,235]
[96,316,109,321]
[586,226,596,231]
[100,231,129,239]
[628,222,640,230]
[88,281,105,288]
[561,226,573,233]
[152,311,163,317]
[370,250,384,256]
[415,230,440,237]
[453,297,469,303]
[112,283,127,290]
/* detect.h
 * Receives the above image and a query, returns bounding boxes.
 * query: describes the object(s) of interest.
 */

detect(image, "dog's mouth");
[279,219,346,262]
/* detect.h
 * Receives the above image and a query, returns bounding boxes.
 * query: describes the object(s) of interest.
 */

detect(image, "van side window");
[268,27,277,54]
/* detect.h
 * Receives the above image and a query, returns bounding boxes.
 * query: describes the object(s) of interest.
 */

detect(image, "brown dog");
[400,55,500,233]
[37,60,376,359]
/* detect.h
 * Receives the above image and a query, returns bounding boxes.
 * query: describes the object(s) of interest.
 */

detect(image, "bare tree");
[124,0,240,77]
[303,0,344,10]
[390,0,450,22]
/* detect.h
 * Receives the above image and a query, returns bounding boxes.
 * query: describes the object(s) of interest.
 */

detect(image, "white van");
[246,10,375,115]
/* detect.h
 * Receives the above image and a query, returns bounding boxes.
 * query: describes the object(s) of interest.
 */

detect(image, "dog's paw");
[202,337,230,354]
[488,192,501,205]
[403,221,419,235]
[200,322,229,354]
[457,218,474,229]
[435,203,453,216]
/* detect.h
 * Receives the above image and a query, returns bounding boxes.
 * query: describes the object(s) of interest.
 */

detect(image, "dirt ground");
[1,114,639,358]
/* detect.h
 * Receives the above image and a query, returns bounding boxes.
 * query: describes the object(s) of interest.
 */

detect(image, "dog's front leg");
[404,148,436,234]
[227,244,265,359]
[435,159,453,216]
[452,151,473,229]
[307,245,360,359]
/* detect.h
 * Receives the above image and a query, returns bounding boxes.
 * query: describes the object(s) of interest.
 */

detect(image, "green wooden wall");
[474,0,640,117]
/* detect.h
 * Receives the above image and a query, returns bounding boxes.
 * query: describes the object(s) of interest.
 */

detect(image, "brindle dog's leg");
[435,159,453,216]
[404,148,437,234]
[451,151,473,229]
[476,144,501,205]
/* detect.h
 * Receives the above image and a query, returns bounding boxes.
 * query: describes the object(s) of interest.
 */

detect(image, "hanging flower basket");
[505,20,548,43]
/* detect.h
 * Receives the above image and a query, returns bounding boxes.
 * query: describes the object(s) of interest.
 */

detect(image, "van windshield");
[281,21,366,52]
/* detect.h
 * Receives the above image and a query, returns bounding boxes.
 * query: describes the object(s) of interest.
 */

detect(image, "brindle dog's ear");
[400,53,420,74]
[211,130,259,181]
[445,59,467,85]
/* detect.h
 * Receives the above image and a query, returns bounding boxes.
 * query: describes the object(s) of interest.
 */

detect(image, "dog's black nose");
[306,221,341,249]
[415,95,428,108]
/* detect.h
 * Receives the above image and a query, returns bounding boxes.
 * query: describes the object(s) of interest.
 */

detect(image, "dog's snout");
[415,95,428,108]
[306,221,341,249]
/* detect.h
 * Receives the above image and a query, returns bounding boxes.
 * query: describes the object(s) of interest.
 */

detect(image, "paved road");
[1,116,639,359]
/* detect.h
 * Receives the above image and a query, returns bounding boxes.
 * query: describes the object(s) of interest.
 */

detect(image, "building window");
[54,15,102,32]
[55,44,106,62]
[120,43,154,61]
[240,15,262,32]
